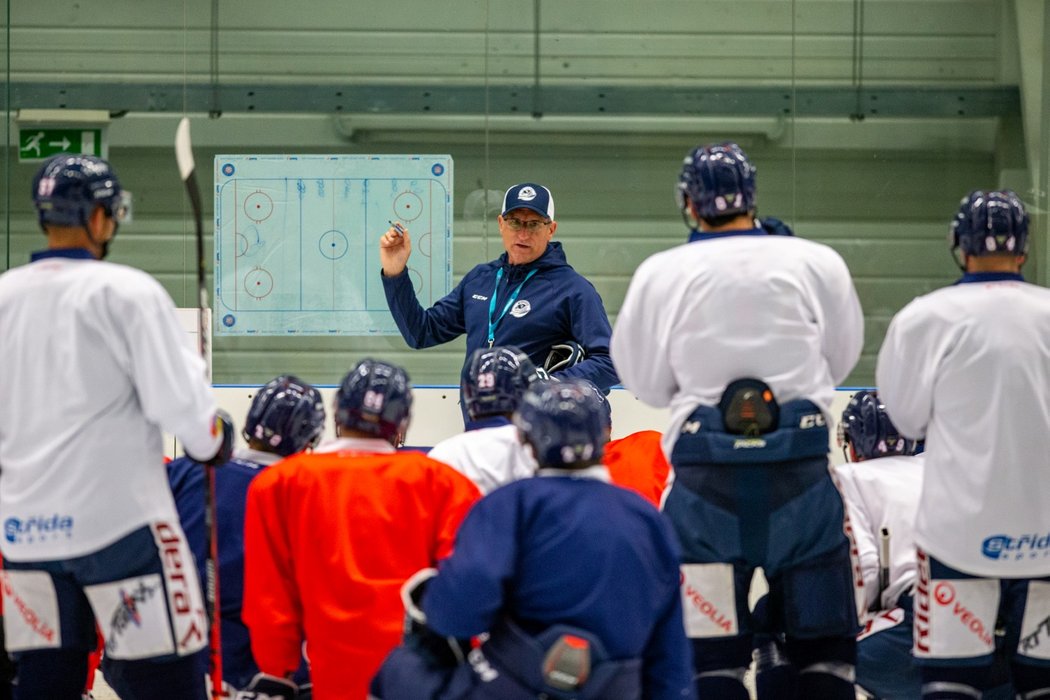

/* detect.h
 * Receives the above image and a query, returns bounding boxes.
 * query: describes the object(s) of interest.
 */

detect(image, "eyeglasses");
[503,217,551,232]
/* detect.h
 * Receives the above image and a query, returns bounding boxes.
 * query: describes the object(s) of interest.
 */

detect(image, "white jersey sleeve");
[118,278,220,459]
[875,304,938,440]
[610,252,681,409]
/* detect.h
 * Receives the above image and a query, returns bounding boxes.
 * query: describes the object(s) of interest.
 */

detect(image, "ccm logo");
[799,414,826,429]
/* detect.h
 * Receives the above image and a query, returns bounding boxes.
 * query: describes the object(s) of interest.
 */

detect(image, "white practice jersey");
[0,253,221,561]
[833,454,924,612]
[877,277,1050,577]
[612,232,864,456]
[428,424,537,495]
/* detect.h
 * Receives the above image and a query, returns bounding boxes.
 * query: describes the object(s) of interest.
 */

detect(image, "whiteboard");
[212,154,453,335]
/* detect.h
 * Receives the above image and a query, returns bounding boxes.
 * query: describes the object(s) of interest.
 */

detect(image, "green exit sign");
[19,127,106,162]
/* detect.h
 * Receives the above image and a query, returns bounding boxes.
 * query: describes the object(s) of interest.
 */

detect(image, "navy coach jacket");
[381,242,618,391]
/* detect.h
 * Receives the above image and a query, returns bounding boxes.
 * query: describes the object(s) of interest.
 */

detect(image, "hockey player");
[379,183,618,422]
[162,375,324,695]
[427,345,541,494]
[0,154,233,700]
[834,390,923,698]
[371,380,696,700]
[611,142,864,699]
[242,359,481,700]
[876,190,1050,699]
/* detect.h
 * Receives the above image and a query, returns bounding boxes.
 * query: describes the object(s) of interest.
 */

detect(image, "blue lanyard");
[487,267,538,347]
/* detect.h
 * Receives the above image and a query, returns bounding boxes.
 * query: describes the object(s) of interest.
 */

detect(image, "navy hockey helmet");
[31,154,129,230]
[677,142,757,223]
[462,345,541,420]
[576,378,612,433]
[950,190,1029,262]
[335,359,413,443]
[514,380,608,469]
[837,390,916,462]
[242,375,326,457]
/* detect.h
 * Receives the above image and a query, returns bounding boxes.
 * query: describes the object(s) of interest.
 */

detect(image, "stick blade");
[175,117,196,182]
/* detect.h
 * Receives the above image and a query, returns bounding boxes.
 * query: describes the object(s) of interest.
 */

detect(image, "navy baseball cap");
[501,183,555,219]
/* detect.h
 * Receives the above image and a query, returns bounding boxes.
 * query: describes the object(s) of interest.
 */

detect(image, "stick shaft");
[177,118,225,699]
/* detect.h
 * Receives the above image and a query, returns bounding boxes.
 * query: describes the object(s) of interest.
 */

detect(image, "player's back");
[613,233,862,454]
[0,255,209,561]
[430,473,681,660]
[245,443,480,696]
[880,279,1050,576]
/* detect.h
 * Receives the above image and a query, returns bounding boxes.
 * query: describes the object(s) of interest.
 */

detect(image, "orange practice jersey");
[242,442,481,699]
[603,430,671,508]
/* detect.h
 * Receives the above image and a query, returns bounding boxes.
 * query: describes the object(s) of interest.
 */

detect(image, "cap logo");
[517,186,538,202]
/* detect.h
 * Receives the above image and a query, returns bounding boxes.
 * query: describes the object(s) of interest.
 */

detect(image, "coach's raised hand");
[379,221,412,277]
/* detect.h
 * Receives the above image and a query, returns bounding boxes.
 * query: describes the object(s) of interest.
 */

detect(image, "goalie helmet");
[31,154,128,230]
[949,189,1029,261]
[677,142,757,224]
[462,345,541,420]
[514,380,608,469]
[837,390,916,462]
[242,375,326,457]
[335,359,412,444]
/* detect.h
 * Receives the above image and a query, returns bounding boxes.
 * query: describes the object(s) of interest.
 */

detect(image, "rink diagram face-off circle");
[318,230,350,260]
[244,267,274,299]
[244,191,274,223]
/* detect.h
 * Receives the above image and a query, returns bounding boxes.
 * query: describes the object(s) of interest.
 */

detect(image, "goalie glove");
[543,341,586,375]
[401,568,470,667]
[235,673,298,700]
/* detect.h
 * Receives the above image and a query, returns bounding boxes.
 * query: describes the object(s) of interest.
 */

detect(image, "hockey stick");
[176,116,226,699]
[877,526,891,607]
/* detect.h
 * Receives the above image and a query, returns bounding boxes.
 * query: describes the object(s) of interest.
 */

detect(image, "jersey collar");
[688,227,765,243]
[465,416,512,431]
[955,271,1025,285]
[314,437,395,454]
[536,464,611,482]
[31,247,96,262]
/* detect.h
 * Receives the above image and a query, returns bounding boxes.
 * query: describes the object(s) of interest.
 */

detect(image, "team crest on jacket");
[510,300,531,318]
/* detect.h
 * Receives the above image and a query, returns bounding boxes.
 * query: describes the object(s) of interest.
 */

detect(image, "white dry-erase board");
[212,154,453,336]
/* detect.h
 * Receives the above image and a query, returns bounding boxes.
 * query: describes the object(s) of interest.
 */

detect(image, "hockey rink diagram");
[213,154,452,335]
